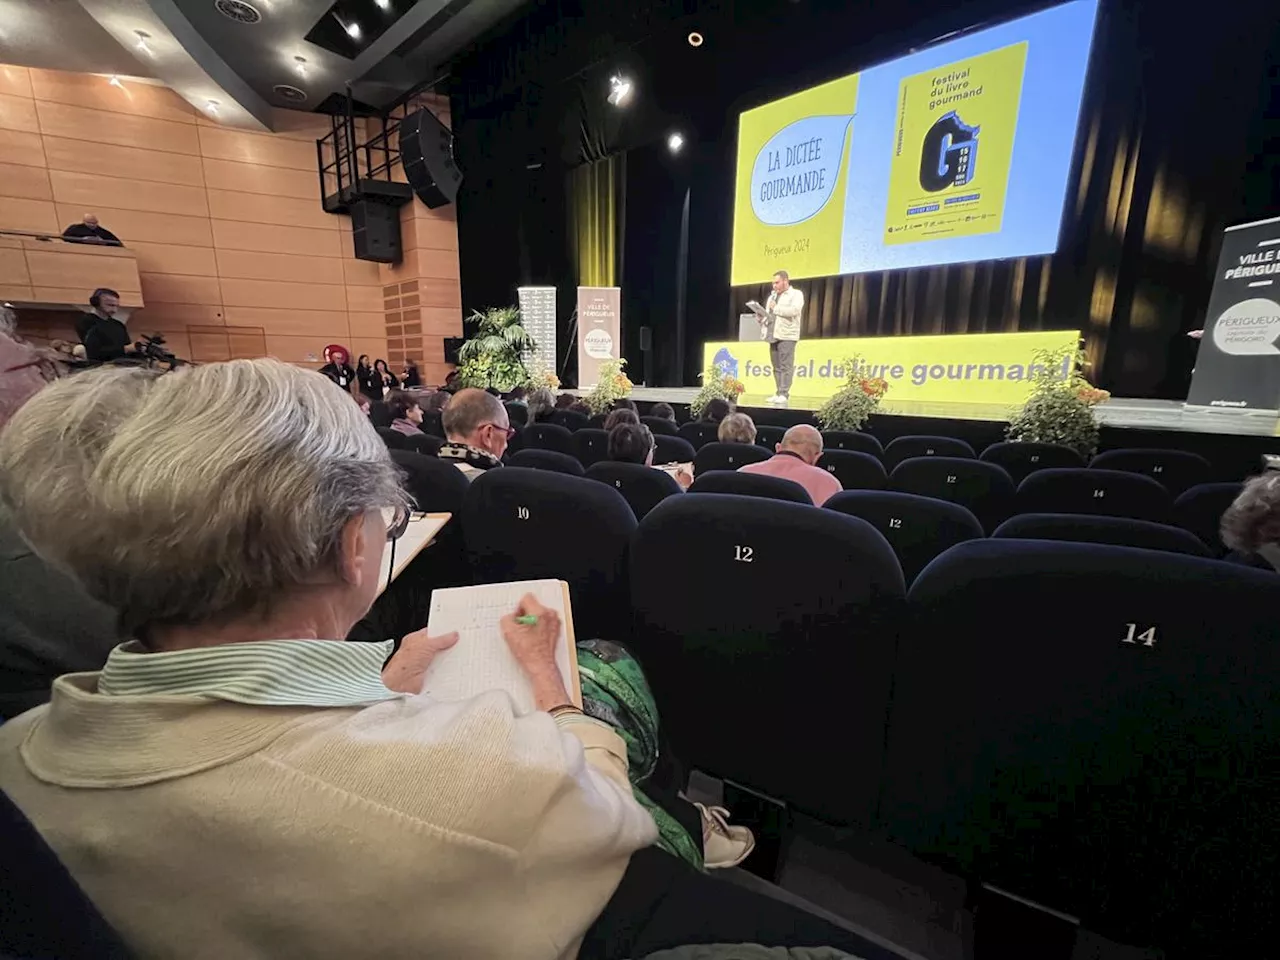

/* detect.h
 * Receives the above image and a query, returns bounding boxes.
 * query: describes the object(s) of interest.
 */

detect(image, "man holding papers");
[749,270,805,405]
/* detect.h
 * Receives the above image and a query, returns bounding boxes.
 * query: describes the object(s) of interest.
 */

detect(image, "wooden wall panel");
[44,136,205,186]
[210,219,342,257]
[0,93,38,133]
[49,170,209,217]
[206,188,335,229]
[0,129,45,167]
[28,70,196,124]
[0,162,52,200]
[36,102,200,154]
[0,67,33,99]
[223,306,348,337]
[56,205,214,246]
[129,241,218,277]
[220,277,342,311]
[0,197,57,233]
[200,157,316,199]
[215,249,344,284]
[197,126,315,170]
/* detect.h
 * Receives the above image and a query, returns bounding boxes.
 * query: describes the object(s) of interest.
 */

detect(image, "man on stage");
[763,270,803,405]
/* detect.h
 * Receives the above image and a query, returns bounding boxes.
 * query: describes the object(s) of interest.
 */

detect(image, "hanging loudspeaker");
[399,108,462,209]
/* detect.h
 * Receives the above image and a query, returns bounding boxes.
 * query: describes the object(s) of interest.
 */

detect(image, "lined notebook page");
[421,579,576,713]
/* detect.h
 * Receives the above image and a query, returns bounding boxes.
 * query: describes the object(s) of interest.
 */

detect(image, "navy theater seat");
[386,450,473,589]
[640,416,680,437]
[754,424,785,450]
[882,539,1280,955]
[506,449,585,476]
[504,402,528,427]
[817,450,887,491]
[980,441,1084,485]
[522,422,575,456]
[630,494,905,824]
[889,456,1015,532]
[549,409,590,432]
[693,441,771,475]
[1017,467,1173,523]
[1090,448,1212,496]
[653,435,696,465]
[825,490,983,584]
[821,430,884,458]
[1174,481,1243,555]
[993,512,1211,557]
[586,462,683,520]
[587,413,608,429]
[376,426,407,449]
[572,428,611,467]
[688,471,811,505]
[883,435,975,471]
[368,400,393,428]
[420,410,444,438]
[677,421,720,450]
[463,469,635,640]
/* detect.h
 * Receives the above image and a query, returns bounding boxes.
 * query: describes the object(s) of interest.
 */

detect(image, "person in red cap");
[318,344,356,390]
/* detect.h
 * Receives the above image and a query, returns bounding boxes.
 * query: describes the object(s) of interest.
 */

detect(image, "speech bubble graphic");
[1211,297,1280,356]
[750,114,854,226]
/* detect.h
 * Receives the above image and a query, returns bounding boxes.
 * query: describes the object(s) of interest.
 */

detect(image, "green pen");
[515,615,538,626]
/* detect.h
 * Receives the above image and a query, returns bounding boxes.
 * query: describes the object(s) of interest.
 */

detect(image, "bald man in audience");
[738,424,841,506]
[437,387,514,481]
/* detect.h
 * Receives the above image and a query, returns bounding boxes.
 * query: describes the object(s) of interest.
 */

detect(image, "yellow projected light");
[731,75,859,286]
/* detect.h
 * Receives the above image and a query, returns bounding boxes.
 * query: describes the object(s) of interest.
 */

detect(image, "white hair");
[0,359,406,633]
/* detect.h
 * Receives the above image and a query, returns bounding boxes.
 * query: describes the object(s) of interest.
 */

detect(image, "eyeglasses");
[481,422,517,440]
[381,505,410,542]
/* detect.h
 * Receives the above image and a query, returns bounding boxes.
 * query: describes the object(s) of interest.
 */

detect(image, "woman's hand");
[381,629,458,694]
[500,594,570,710]
[674,466,694,490]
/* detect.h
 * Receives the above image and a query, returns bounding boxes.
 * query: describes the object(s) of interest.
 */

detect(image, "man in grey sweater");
[764,270,804,405]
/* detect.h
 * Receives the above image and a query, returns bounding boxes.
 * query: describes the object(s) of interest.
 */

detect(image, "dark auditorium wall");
[0,65,461,382]
[450,0,1280,397]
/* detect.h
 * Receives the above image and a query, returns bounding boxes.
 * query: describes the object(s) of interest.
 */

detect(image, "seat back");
[1090,447,1212,496]
[693,441,771,475]
[548,409,590,432]
[420,410,444,438]
[817,450,887,491]
[825,490,983,584]
[640,416,679,437]
[889,456,1015,532]
[504,402,528,427]
[1174,482,1243,555]
[677,421,720,450]
[389,450,473,587]
[463,470,635,639]
[572,428,611,467]
[375,426,407,449]
[993,512,1211,557]
[631,494,904,823]
[980,441,1084,485]
[522,422,575,455]
[688,470,812,504]
[1017,468,1173,523]
[400,432,442,456]
[368,400,393,428]
[883,540,1280,952]
[653,435,696,465]
[587,413,608,429]
[586,462,683,520]
[821,430,884,458]
[506,449,585,476]
[754,424,786,450]
[883,435,974,470]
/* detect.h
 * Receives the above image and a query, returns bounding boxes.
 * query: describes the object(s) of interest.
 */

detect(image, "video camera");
[136,333,182,368]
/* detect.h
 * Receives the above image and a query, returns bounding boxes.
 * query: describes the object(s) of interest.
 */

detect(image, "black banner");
[1187,216,1280,410]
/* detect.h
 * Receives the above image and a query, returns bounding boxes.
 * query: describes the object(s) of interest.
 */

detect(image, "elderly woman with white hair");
[0,359,661,958]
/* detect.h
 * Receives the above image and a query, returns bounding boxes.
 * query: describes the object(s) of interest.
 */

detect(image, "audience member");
[740,424,842,506]
[421,389,451,415]
[701,397,733,424]
[613,398,638,413]
[443,370,460,392]
[439,387,513,480]
[718,412,757,444]
[486,387,502,397]
[386,389,425,437]
[352,392,371,417]
[373,359,399,395]
[650,402,676,421]
[355,355,379,400]
[0,360,661,958]
[604,408,640,431]
[507,386,528,405]
[608,422,655,466]
[61,213,121,246]
[80,288,137,364]
[0,307,50,425]
[555,392,576,409]
[318,344,356,390]
[527,387,555,422]
[402,360,422,388]
[568,400,592,416]
[1221,473,1280,571]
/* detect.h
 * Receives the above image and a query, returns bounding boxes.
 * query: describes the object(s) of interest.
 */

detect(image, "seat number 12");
[734,545,754,563]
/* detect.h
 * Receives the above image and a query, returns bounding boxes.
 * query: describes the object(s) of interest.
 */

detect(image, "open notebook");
[421,579,581,713]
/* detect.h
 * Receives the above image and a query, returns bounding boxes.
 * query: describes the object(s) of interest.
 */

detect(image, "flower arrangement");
[456,305,535,391]
[527,369,561,392]
[815,357,889,431]
[583,358,634,415]
[1006,344,1107,458]
[690,366,746,419]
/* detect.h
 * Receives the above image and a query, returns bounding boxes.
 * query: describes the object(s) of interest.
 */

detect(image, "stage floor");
[609,387,1280,439]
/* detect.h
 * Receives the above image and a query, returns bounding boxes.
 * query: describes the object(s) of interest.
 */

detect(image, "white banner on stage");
[517,286,557,376]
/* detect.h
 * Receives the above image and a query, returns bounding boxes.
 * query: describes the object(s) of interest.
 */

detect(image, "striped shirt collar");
[97,639,401,707]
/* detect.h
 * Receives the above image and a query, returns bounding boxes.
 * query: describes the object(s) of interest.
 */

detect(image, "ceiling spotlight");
[205,99,220,114]
[108,75,123,88]
[687,31,703,47]
[607,75,633,107]
[134,30,153,55]
[374,0,391,9]
[668,132,685,153]
[344,20,361,39]
[294,55,308,77]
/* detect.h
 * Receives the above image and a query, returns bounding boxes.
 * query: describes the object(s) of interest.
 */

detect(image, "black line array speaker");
[350,200,402,263]
[399,108,462,209]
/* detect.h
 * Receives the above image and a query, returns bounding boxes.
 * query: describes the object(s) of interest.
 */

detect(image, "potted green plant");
[582,359,634,414]
[690,366,746,419]
[815,357,889,431]
[1005,344,1109,458]
[455,306,535,391]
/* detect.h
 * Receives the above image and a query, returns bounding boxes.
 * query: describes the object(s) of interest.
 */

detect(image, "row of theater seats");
[396,462,1280,955]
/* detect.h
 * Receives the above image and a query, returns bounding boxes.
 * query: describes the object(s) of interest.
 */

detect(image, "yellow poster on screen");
[731,75,859,286]
[883,42,1028,246]
[704,331,1077,407]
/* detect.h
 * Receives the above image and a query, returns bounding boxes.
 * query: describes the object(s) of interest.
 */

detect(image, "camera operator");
[81,288,139,364]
